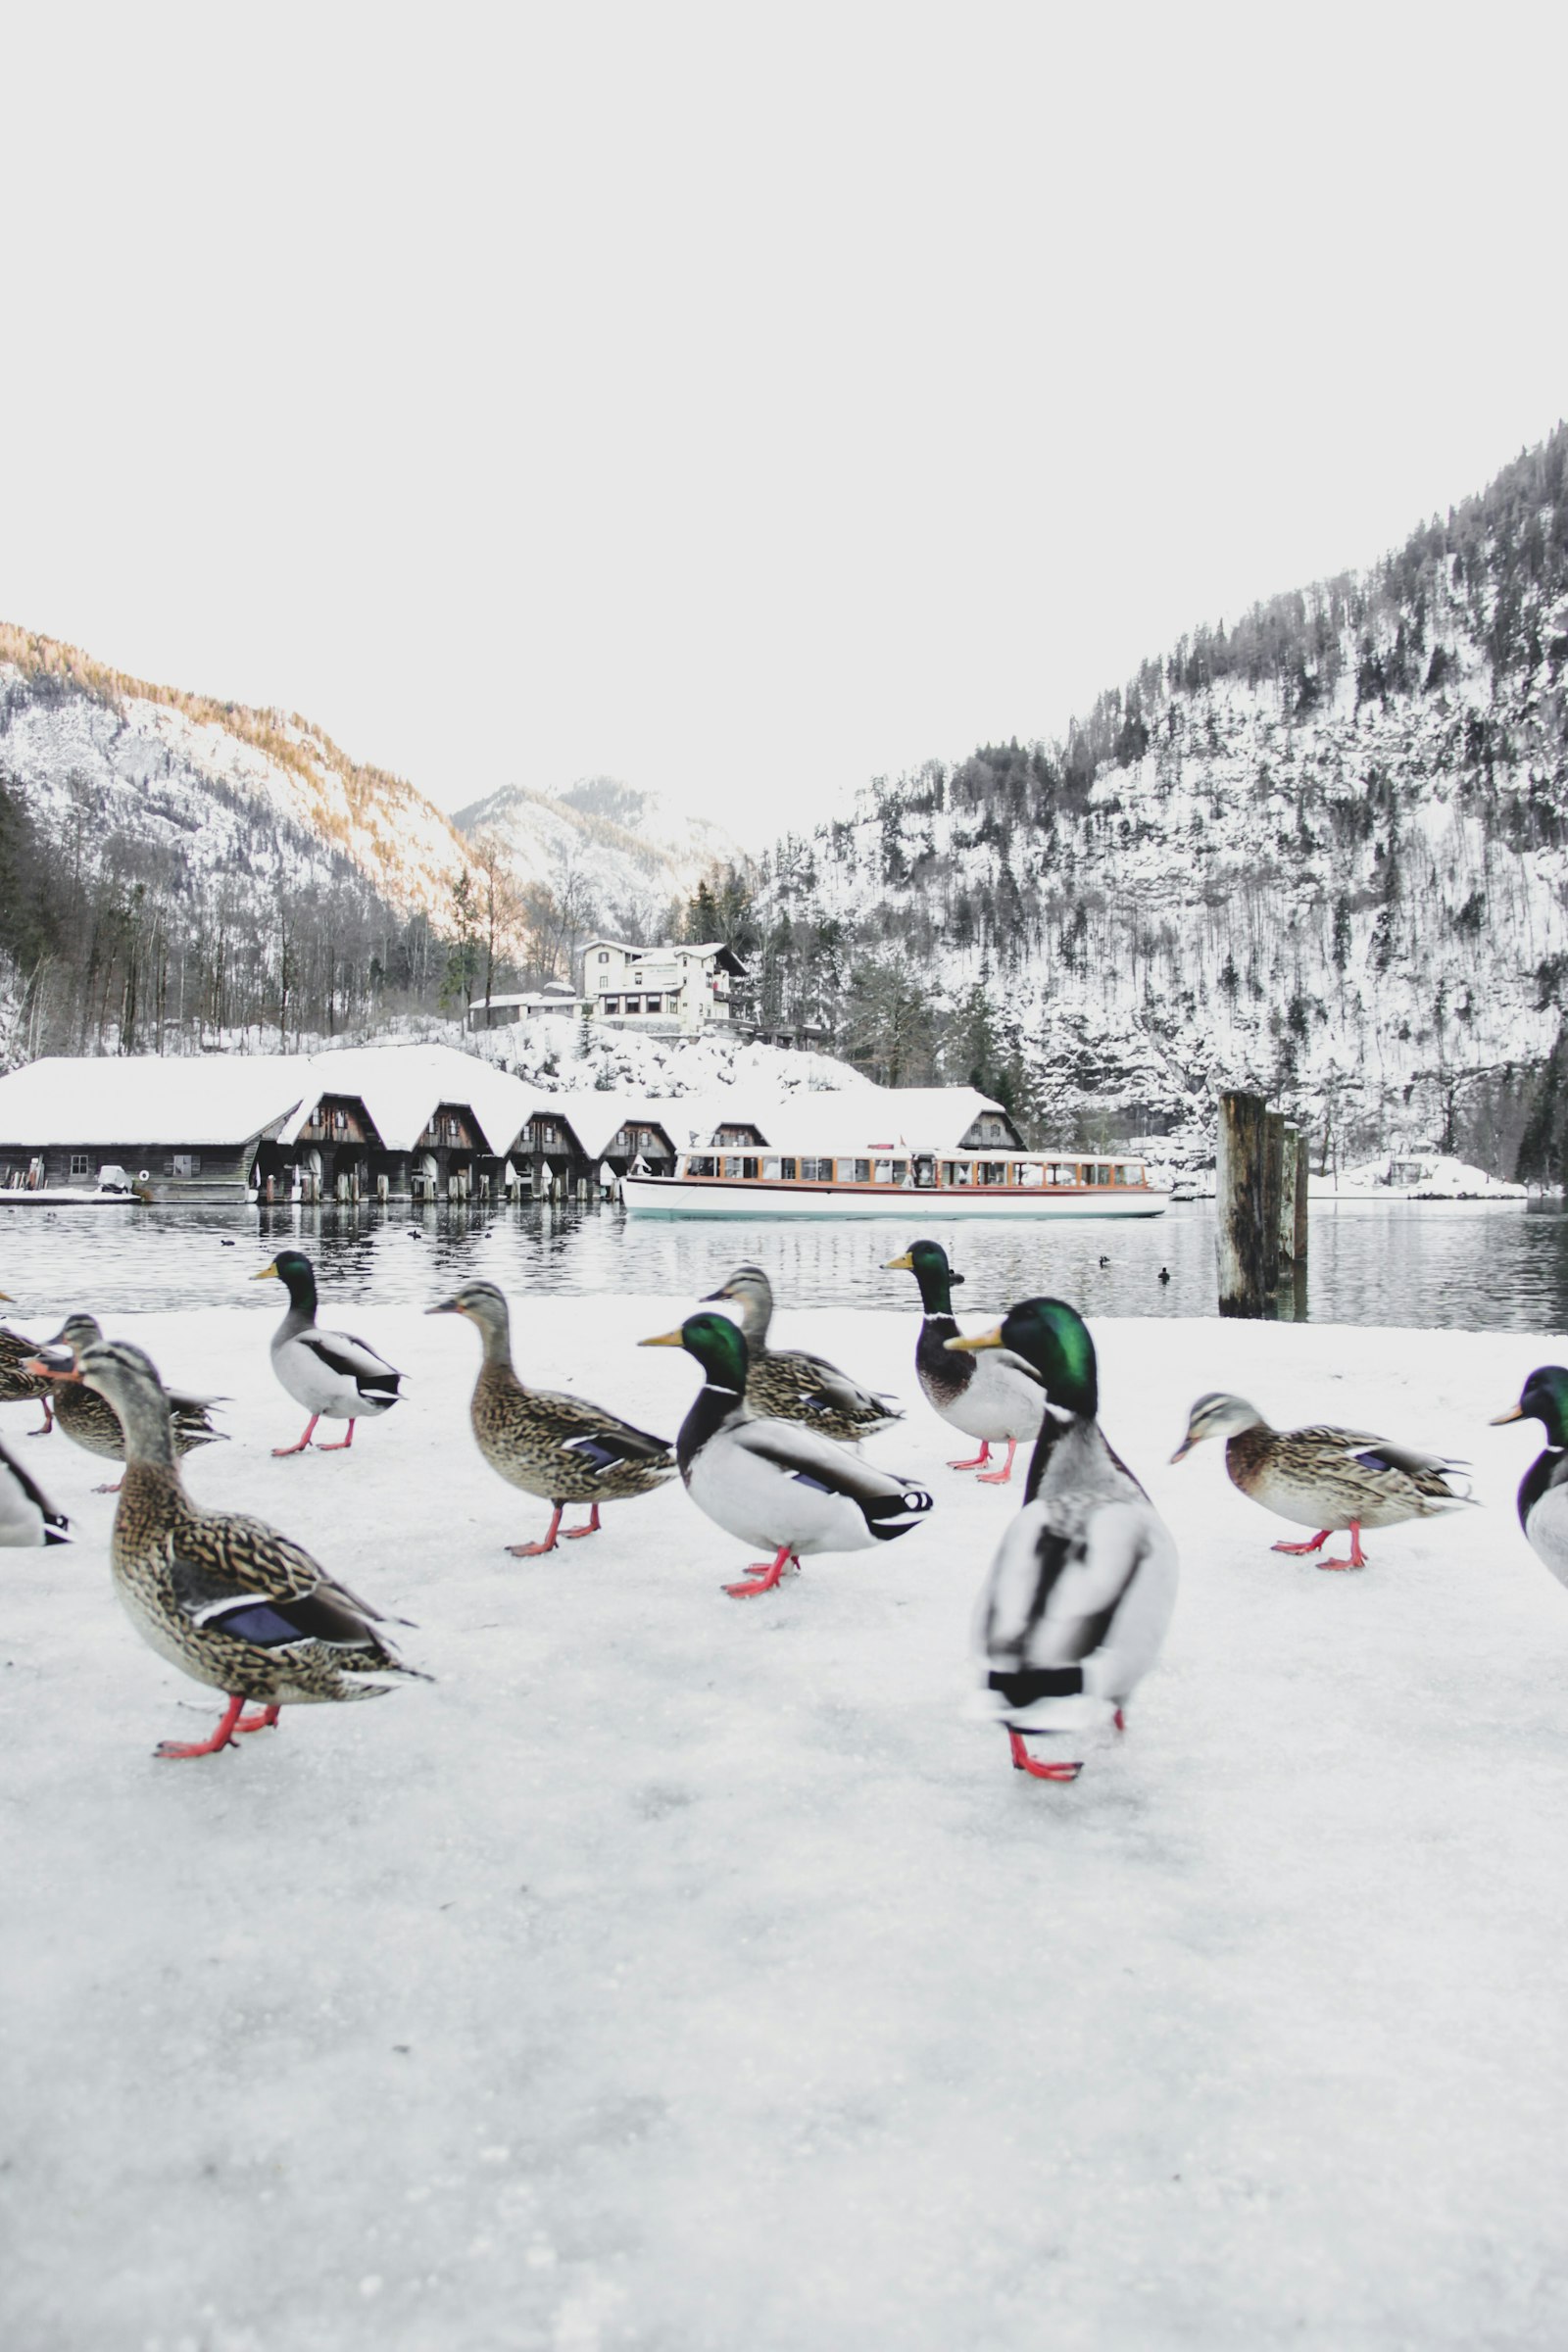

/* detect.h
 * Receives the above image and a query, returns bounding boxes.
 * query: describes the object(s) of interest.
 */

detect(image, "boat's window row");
[678,1154,1149,1190]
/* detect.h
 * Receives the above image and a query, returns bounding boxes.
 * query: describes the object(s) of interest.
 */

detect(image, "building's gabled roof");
[294,1045,538,1154]
[0,1054,306,1149]
[582,938,748,979]
[539,1094,678,1162]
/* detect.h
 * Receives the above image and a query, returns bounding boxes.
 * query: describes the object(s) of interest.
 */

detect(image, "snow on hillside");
[0,628,472,923]
[5,1299,1567,2349]
[466,1013,870,1101]
[452,776,743,920]
[762,576,1568,1156]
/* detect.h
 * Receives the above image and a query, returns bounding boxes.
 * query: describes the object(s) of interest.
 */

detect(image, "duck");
[0,1292,57,1434]
[1171,1391,1473,1568]
[429,1281,674,1554]
[51,1337,426,1758]
[1157,1266,1171,1287]
[884,1240,1043,1484]
[639,1311,932,1596]
[33,1312,227,1493]
[254,1250,403,1454]
[700,1264,901,1442]
[1491,1366,1568,1592]
[0,1433,70,1545]
[950,1297,1177,1781]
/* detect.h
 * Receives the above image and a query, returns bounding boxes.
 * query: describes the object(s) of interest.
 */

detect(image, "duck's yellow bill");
[883,1251,913,1271]
[946,1327,1003,1352]
[638,1329,686,1348]
[0,1290,13,1303]
[1490,1404,1524,1424]
[252,1262,278,1281]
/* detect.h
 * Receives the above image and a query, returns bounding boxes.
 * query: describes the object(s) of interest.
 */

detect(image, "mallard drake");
[701,1264,901,1442]
[52,1338,426,1758]
[255,1250,403,1454]
[34,1312,227,1493]
[951,1298,1177,1781]
[429,1281,674,1554]
[1492,1366,1568,1592]
[640,1311,932,1597]
[884,1240,1043,1483]
[0,1433,70,1545]
[0,1291,56,1434]
[1171,1391,1473,1568]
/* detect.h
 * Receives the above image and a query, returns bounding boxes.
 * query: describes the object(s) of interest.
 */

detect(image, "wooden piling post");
[1216,1090,1269,1317]
[1279,1126,1298,1262]
[1294,1131,1310,1264]
[1261,1112,1286,1292]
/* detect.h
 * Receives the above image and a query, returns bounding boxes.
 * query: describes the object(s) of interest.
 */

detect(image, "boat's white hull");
[622,1176,1170,1219]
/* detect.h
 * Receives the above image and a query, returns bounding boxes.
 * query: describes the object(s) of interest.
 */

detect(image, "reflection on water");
[0,1198,1564,1332]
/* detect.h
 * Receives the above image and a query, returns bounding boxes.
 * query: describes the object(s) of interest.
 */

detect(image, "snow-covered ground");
[4,1297,1567,2351]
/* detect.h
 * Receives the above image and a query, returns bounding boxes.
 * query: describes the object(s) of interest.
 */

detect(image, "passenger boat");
[622,1147,1169,1219]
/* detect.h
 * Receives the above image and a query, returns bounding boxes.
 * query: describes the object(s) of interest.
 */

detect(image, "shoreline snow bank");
[4,1299,1567,2350]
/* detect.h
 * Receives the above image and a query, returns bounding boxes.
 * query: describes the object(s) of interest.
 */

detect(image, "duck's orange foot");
[509,1506,564,1557]
[1317,1522,1367,1572]
[948,1443,992,1471]
[235,1704,281,1735]
[1007,1730,1082,1781]
[724,1544,795,1598]
[563,1505,603,1541]
[156,1693,246,1759]
[1271,1531,1330,1554]
[975,1441,1018,1486]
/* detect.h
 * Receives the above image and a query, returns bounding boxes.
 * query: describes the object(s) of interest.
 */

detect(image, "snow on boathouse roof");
[693,1085,1023,1157]
[0,1054,307,1148]
[278,1045,539,1154]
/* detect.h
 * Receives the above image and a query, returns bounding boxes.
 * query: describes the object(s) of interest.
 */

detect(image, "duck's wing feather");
[528,1387,672,1466]
[729,1418,915,1503]
[1289,1423,1474,1499]
[772,1348,902,1420]
[294,1328,403,1395]
[169,1515,414,1642]
[0,1436,69,1541]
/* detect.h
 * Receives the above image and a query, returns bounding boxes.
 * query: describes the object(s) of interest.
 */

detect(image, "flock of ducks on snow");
[1,1237,1562,1779]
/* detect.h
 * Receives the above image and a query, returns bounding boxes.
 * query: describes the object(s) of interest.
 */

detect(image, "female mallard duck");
[50,1337,425,1758]
[0,1432,70,1545]
[640,1311,932,1596]
[951,1298,1177,1782]
[429,1281,674,1554]
[255,1250,403,1455]
[884,1240,1043,1483]
[1171,1392,1473,1568]
[701,1264,901,1442]
[0,1291,56,1434]
[1492,1366,1568,1591]
[35,1312,227,1493]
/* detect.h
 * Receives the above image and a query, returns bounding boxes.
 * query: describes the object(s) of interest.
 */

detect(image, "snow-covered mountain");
[0,622,472,922]
[754,426,1568,1165]
[452,776,742,918]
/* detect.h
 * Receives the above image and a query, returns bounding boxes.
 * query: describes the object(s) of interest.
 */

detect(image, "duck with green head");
[884,1240,1043,1483]
[640,1310,932,1597]
[1493,1366,1568,1592]
[254,1250,403,1456]
[948,1297,1177,1782]
[1171,1391,1473,1570]
[429,1280,674,1555]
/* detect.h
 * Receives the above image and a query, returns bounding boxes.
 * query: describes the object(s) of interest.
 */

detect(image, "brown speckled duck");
[36,1312,227,1493]
[1171,1391,1474,1569]
[429,1281,674,1555]
[701,1264,901,1443]
[49,1338,426,1759]
[0,1291,56,1433]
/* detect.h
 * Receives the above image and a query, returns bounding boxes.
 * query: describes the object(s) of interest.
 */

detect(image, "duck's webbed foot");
[1271,1530,1330,1555]
[1007,1730,1083,1782]
[156,1693,247,1760]
[724,1544,796,1598]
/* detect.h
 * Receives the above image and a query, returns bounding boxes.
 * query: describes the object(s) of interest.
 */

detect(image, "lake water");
[1,1198,1566,1334]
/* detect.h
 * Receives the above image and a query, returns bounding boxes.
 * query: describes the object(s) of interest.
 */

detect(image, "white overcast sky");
[1,1,1563,848]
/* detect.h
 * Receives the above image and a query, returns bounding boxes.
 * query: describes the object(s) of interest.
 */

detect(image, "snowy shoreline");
[6,1298,1568,2350]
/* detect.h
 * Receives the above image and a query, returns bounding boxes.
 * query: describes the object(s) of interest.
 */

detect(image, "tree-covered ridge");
[735,422,1568,1163]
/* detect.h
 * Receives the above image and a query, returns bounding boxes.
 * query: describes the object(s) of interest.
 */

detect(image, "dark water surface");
[1,1198,1564,1332]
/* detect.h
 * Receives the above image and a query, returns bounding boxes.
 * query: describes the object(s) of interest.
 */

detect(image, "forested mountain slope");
[752,426,1568,1164]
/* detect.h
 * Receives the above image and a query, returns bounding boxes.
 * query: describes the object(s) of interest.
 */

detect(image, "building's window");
[598,951,610,962]
[623,997,642,1014]
[643,996,662,1014]
[603,997,620,1014]
[70,1153,89,1179]
[172,1153,201,1177]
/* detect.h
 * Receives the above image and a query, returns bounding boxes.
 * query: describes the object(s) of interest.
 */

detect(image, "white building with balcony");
[580,939,748,1036]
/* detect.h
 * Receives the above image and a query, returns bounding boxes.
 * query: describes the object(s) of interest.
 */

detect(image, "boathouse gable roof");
[0,1055,306,1150]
